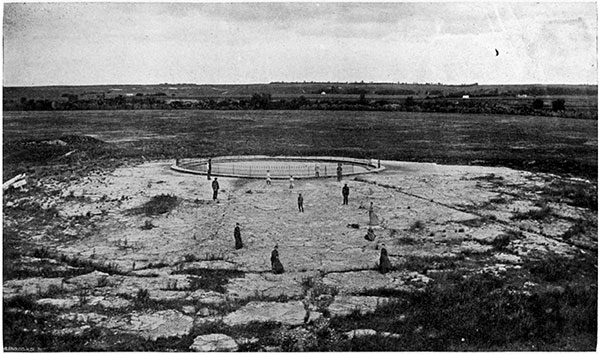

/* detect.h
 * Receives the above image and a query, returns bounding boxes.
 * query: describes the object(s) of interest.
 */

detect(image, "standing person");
[337,163,343,181]
[271,245,284,274]
[379,244,391,274]
[315,164,320,177]
[266,170,272,186]
[342,183,349,205]
[368,202,380,226]
[207,158,212,180]
[211,178,219,200]
[233,223,243,249]
[298,193,304,212]
[289,175,294,189]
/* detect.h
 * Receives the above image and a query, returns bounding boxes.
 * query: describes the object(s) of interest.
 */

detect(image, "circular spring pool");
[172,156,383,179]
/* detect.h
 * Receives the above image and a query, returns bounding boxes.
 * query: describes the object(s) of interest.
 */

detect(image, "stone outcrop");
[189,334,239,352]
[105,310,193,340]
[223,301,310,326]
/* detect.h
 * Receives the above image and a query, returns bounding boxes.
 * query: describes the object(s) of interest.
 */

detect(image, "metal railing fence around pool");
[172,155,384,179]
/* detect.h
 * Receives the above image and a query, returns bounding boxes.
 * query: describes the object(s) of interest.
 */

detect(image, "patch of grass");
[539,180,597,211]
[173,268,245,293]
[402,255,462,274]
[511,203,553,221]
[395,236,419,245]
[127,194,178,216]
[58,254,123,275]
[524,252,597,283]
[324,271,597,351]
[489,196,509,204]
[471,173,504,182]
[561,218,596,241]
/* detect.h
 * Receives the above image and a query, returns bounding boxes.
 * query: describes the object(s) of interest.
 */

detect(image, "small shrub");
[140,220,156,230]
[492,233,511,250]
[135,289,151,304]
[32,247,51,258]
[551,98,565,111]
[489,196,509,204]
[128,194,178,216]
[532,98,544,109]
[184,254,198,262]
[511,204,552,221]
[409,220,425,232]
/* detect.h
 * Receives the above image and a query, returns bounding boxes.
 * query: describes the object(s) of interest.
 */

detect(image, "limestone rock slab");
[225,273,304,300]
[36,297,80,309]
[105,310,193,340]
[223,301,308,326]
[3,277,73,298]
[65,270,110,288]
[190,333,239,352]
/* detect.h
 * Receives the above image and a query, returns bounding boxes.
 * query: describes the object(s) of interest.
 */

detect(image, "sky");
[2,2,598,86]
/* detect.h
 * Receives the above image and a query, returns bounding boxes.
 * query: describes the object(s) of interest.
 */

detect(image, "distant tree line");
[2,92,596,120]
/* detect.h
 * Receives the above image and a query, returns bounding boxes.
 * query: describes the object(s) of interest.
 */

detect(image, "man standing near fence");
[266,170,272,186]
[212,177,219,200]
[342,183,349,205]
[207,158,212,180]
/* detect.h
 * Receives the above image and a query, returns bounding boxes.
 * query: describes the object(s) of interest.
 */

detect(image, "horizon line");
[4,82,598,88]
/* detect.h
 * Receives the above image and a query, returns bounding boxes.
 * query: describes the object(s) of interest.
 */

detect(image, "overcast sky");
[3,2,597,86]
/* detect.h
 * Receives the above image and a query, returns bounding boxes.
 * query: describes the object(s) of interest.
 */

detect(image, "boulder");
[65,271,110,288]
[344,329,377,339]
[36,297,79,309]
[189,334,238,352]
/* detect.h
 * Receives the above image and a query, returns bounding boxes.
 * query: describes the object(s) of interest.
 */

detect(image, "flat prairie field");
[3,110,597,178]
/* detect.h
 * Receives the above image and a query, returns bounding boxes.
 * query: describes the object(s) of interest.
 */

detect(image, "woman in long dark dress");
[234,223,243,249]
[379,244,391,274]
[271,245,285,274]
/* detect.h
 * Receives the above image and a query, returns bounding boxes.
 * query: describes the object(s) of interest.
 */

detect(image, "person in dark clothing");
[364,227,376,241]
[379,244,391,274]
[271,245,284,274]
[234,223,243,249]
[207,158,212,180]
[336,163,343,181]
[342,183,349,205]
[298,193,304,212]
[212,178,219,200]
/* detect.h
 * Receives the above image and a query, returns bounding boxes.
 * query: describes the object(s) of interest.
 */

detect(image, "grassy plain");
[3,110,597,181]
[3,109,598,351]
